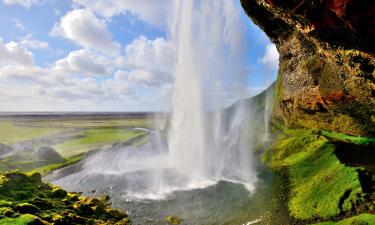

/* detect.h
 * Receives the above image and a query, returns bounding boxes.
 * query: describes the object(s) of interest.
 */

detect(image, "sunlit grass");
[19,118,154,129]
[0,122,66,145]
[54,128,146,157]
[311,214,375,225]
[321,130,375,145]
[26,154,84,176]
[264,130,364,220]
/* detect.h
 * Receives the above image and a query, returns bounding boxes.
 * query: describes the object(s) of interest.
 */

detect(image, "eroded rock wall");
[241,0,375,135]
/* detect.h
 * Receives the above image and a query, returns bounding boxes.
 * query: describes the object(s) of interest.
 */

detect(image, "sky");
[0,0,279,112]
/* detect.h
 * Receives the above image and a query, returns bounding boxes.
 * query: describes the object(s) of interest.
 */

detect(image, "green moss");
[321,130,375,145]
[0,171,129,224]
[26,154,84,176]
[311,214,375,225]
[0,214,41,225]
[265,130,364,220]
[166,216,182,225]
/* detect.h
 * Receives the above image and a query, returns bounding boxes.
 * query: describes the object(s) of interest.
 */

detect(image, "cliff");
[241,0,375,136]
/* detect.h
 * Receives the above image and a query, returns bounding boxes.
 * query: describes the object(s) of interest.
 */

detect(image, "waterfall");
[167,0,256,190]
[49,0,257,200]
[263,85,274,142]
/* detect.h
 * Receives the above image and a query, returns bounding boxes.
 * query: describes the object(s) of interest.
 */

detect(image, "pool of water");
[46,134,296,225]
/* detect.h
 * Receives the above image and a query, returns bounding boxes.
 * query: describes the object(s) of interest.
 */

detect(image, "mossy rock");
[13,203,40,214]
[0,207,14,217]
[49,188,67,199]
[34,147,64,163]
[166,216,182,225]
[0,171,129,224]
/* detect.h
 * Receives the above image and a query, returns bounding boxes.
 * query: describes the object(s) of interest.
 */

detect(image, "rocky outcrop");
[0,171,130,224]
[241,0,375,136]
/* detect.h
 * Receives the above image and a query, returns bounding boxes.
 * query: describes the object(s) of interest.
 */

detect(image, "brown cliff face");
[241,0,375,135]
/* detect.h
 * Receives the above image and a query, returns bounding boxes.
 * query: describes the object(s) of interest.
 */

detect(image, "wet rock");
[105,208,127,220]
[166,215,182,225]
[50,187,67,198]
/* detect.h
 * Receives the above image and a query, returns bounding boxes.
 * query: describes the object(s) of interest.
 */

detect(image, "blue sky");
[0,0,278,112]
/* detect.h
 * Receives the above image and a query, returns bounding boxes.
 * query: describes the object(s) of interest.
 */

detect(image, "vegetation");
[0,171,129,225]
[26,154,84,176]
[312,214,375,225]
[0,147,67,173]
[262,129,372,220]
[320,130,375,145]
[54,128,146,157]
[0,122,66,145]
[18,118,154,129]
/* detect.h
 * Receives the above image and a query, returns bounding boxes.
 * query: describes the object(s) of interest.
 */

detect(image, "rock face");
[241,0,375,136]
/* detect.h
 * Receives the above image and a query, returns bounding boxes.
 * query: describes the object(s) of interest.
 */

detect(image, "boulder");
[34,147,64,163]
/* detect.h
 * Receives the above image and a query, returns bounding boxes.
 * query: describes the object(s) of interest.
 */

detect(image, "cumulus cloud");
[101,70,135,98]
[54,49,112,76]
[2,0,39,8]
[0,39,34,65]
[120,36,174,86]
[72,0,172,27]
[259,43,279,70]
[52,9,120,55]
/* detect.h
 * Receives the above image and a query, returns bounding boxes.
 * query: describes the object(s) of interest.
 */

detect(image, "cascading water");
[167,0,256,190]
[48,0,256,203]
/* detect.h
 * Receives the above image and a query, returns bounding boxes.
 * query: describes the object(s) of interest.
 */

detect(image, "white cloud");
[102,70,133,96]
[72,0,172,27]
[54,49,112,76]
[20,35,49,49]
[0,39,34,65]
[259,43,279,70]
[2,0,39,8]
[52,9,120,56]
[120,36,174,86]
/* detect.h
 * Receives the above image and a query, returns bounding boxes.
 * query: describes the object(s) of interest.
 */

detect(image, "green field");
[17,118,154,129]
[54,128,146,157]
[0,117,151,173]
[0,122,67,145]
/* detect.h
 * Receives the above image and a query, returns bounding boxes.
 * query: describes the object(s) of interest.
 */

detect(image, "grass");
[311,214,375,225]
[321,130,375,145]
[0,122,66,145]
[19,118,154,129]
[54,128,146,157]
[264,129,364,220]
[26,154,84,176]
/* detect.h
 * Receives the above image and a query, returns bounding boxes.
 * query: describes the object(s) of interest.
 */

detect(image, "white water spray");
[49,0,257,200]
[167,0,256,190]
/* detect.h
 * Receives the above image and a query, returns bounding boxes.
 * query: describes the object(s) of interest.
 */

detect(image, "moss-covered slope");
[262,128,374,223]
[0,171,129,225]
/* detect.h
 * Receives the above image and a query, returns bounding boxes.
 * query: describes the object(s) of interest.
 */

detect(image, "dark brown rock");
[241,0,375,135]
